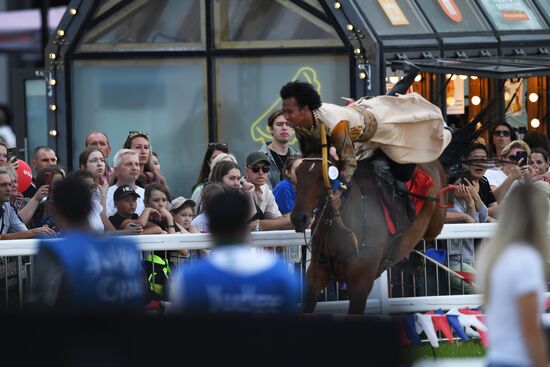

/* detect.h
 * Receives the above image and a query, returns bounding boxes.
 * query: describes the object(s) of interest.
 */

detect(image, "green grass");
[401,340,486,366]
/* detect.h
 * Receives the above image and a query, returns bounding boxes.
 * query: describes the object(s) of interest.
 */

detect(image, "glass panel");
[478,0,547,30]
[303,0,325,13]
[216,55,349,165]
[94,0,122,19]
[25,80,48,153]
[354,0,433,36]
[214,0,342,48]
[535,0,550,19]
[80,0,204,51]
[0,56,7,103]
[415,0,492,33]
[72,60,207,197]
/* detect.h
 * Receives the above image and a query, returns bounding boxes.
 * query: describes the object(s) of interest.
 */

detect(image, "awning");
[391,57,550,79]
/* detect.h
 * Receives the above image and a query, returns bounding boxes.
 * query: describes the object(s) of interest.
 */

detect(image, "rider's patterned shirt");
[294,102,377,185]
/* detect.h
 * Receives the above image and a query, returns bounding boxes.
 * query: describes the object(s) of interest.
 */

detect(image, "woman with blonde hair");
[485,140,532,202]
[476,184,549,367]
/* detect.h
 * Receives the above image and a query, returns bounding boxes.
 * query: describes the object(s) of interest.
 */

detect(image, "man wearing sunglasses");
[244,152,292,231]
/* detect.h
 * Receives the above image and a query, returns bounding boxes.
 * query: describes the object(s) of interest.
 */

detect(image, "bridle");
[299,123,336,251]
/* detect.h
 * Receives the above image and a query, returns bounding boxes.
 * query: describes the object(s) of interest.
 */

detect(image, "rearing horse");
[291,146,448,314]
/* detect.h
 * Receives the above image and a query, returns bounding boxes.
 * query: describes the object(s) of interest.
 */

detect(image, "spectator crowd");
[2,102,550,314]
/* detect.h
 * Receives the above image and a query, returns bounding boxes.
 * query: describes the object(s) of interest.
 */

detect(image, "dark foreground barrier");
[0,313,401,366]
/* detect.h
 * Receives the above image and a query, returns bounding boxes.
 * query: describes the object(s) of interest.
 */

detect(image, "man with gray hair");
[0,167,55,239]
[106,149,145,217]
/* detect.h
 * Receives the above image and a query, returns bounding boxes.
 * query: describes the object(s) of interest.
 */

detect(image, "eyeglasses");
[128,131,149,138]
[493,130,510,137]
[88,157,106,164]
[248,165,270,173]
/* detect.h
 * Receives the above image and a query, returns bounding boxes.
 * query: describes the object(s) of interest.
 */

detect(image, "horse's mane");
[298,133,324,157]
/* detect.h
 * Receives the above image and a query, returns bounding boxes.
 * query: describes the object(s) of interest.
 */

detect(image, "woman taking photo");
[476,184,549,367]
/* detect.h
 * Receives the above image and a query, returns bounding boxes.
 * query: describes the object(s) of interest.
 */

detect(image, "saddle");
[353,157,416,236]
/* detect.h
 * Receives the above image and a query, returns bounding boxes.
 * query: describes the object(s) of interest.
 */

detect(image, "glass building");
[33,0,550,196]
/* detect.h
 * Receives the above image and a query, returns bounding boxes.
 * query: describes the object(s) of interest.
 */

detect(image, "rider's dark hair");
[280,81,322,110]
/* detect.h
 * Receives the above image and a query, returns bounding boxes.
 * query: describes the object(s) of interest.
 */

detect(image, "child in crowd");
[108,184,144,232]
[170,196,199,233]
[143,182,177,234]
[170,196,206,257]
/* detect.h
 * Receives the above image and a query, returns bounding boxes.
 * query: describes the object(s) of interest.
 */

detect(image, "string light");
[359,72,367,80]
[334,2,341,9]
[471,96,481,105]
[49,104,57,111]
[346,24,354,31]
[49,130,58,137]
[470,76,478,80]
[69,8,77,15]
[56,29,65,37]
[531,118,541,128]
[529,93,539,103]
[49,79,56,86]
[414,74,422,82]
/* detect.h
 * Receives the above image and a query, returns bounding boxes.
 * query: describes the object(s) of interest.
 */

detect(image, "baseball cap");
[246,152,271,167]
[113,185,140,201]
[170,196,196,212]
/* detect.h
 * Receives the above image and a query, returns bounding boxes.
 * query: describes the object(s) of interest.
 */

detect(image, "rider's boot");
[386,61,420,96]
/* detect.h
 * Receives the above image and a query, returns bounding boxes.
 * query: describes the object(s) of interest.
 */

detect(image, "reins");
[301,122,334,253]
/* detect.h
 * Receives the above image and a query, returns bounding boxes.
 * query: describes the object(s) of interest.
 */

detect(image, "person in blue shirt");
[29,173,145,313]
[273,154,303,216]
[170,189,301,315]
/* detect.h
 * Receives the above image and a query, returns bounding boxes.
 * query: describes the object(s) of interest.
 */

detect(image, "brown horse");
[291,155,448,314]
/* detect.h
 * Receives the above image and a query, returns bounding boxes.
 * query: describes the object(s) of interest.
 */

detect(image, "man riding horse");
[280,80,452,212]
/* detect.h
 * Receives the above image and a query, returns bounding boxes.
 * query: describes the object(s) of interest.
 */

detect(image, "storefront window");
[216,55,349,164]
[72,59,207,196]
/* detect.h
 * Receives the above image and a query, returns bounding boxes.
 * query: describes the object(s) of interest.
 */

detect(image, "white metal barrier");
[0,224,504,312]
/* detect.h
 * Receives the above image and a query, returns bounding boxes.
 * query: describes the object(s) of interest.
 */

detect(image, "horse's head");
[291,154,340,232]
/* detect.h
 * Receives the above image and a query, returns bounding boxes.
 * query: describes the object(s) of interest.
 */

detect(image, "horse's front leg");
[346,261,379,315]
[301,260,330,313]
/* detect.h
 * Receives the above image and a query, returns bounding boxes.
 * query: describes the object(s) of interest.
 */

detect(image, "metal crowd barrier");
[0,224,514,312]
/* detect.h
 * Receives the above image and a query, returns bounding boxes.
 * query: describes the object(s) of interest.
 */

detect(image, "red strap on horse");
[381,200,397,236]
[406,168,434,214]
